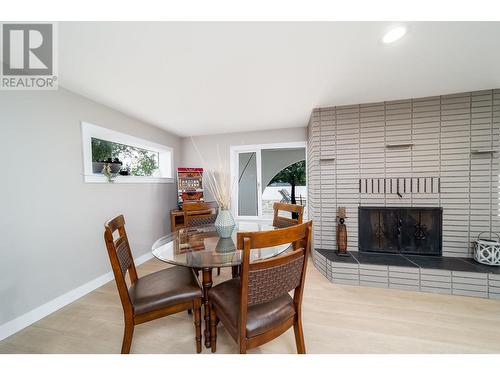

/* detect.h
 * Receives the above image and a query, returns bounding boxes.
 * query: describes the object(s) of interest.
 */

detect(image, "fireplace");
[358,207,442,256]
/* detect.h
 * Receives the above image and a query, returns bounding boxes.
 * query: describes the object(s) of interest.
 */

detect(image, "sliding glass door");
[231,142,307,221]
[236,150,261,218]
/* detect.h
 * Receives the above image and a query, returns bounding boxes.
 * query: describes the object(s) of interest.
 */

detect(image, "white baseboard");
[134,251,155,266]
[0,252,154,342]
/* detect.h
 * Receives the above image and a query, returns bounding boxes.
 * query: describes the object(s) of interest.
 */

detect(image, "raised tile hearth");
[313,249,500,299]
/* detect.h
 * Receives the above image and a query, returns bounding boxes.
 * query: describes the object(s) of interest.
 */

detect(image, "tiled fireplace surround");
[307,89,500,299]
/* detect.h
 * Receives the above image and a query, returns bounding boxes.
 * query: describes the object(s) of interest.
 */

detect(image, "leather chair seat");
[208,278,296,338]
[129,266,202,315]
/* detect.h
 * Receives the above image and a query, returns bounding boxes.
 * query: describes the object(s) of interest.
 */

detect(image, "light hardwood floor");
[2,258,500,354]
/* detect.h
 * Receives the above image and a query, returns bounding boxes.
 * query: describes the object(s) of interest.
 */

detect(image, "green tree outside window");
[269,160,306,205]
[91,138,159,176]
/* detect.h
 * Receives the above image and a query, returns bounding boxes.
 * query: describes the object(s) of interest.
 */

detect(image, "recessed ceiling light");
[382,26,407,44]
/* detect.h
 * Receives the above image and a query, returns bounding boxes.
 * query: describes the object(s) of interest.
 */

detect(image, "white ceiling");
[59,22,500,137]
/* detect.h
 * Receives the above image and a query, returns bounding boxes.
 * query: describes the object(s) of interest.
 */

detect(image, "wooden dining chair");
[183,201,221,276]
[104,214,203,354]
[183,201,218,227]
[272,202,304,228]
[208,221,312,354]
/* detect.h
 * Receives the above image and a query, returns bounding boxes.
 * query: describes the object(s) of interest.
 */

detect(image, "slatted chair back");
[104,215,137,314]
[236,221,312,338]
[183,201,219,227]
[272,202,304,228]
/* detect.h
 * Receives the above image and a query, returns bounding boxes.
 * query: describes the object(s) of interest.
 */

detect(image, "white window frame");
[81,121,174,184]
[229,141,307,221]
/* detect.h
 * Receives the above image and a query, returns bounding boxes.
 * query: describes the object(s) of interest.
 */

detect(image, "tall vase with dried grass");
[191,138,236,238]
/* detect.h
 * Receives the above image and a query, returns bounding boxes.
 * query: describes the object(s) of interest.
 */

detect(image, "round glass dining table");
[151,220,290,348]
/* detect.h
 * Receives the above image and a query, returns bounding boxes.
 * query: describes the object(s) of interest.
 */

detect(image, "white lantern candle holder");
[474,232,500,266]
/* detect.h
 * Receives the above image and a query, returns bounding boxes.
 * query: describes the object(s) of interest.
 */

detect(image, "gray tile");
[331,262,360,269]
[359,269,388,277]
[332,273,359,281]
[421,286,452,295]
[421,280,452,288]
[452,289,488,298]
[359,280,388,288]
[453,283,488,292]
[389,266,420,274]
[452,270,488,279]
[316,248,358,264]
[389,284,419,291]
[420,274,451,283]
[389,271,420,280]
[389,278,419,286]
[406,255,486,272]
[359,264,388,271]
[452,276,487,285]
[351,251,417,267]
[360,275,388,283]
[420,268,452,277]
[460,258,500,274]
[332,267,359,275]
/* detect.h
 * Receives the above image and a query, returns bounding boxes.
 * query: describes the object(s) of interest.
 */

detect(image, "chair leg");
[231,265,240,278]
[194,300,202,353]
[210,304,218,353]
[293,316,306,354]
[239,340,247,354]
[187,309,192,315]
[121,316,134,354]
[217,267,221,276]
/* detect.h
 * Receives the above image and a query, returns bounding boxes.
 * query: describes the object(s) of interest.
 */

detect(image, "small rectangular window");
[91,137,160,177]
[81,122,173,183]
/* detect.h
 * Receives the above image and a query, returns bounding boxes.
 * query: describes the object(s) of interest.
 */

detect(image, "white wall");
[181,127,307,201]
[183,127,307,166]
[0,88,181,328]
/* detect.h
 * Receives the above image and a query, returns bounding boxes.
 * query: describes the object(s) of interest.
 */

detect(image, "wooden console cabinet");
[170,209,186,232]
[170,208,215,232]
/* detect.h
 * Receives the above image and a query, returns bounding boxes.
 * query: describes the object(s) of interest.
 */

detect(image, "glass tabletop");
[152,221,290,268]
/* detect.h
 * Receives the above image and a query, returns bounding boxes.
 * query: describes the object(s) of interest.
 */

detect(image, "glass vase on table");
[215,209,235,239]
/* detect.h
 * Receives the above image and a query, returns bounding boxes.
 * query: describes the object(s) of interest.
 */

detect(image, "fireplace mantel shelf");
[385,143,414,148]
[471,149,496,154]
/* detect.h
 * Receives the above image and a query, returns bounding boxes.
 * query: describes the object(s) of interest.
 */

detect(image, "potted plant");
[91,139,122,174]
[102,163,119,183]
[92,157,122,174]
[119,166,131,176]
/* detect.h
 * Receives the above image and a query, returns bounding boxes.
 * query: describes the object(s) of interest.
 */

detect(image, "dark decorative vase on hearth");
[336,206,348,256]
